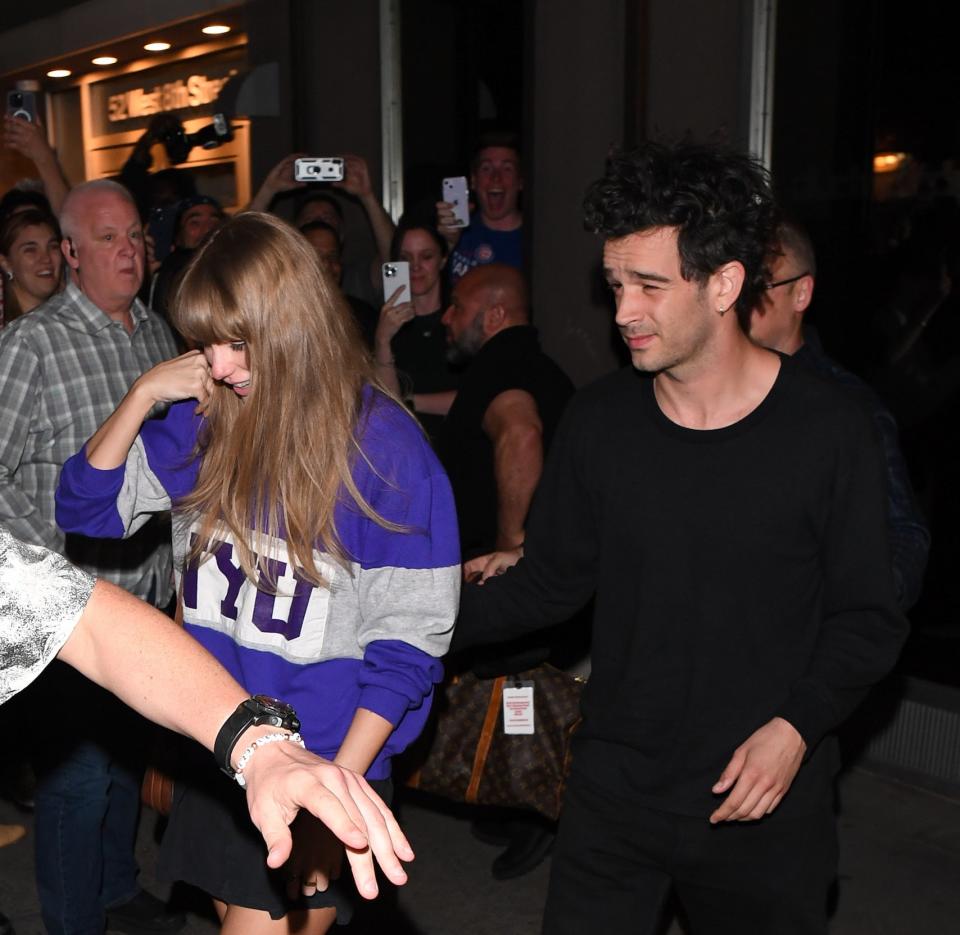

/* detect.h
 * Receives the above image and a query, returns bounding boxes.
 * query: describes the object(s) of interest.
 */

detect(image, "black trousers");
[542,754,837,935]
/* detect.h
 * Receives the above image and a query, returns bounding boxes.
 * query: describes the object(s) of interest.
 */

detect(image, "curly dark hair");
[583,141,778,330]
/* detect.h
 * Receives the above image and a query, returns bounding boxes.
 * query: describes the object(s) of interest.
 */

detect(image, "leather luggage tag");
[502,680,535,735]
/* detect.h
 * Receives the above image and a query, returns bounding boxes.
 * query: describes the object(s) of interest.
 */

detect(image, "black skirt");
[157,758,393,924]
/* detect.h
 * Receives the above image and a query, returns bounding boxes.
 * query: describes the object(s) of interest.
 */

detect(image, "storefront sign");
[88,46,246,137]
[107,73,233,122]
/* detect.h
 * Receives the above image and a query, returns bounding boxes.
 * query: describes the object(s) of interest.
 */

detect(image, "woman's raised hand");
[135,350,213,412]
[375,287,415,349]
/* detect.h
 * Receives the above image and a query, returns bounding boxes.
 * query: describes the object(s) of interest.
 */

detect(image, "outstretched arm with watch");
[57,576,413,899]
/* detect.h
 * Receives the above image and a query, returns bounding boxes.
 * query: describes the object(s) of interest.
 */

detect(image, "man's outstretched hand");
[241,739,414,899]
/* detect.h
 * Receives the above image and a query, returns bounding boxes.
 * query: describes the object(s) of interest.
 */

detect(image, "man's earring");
[3,270,12,282]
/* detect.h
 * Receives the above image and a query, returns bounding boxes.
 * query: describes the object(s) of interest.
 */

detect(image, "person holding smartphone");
[56,212,459,935]
[2,113,70,217]
[436,132,524,285]
[375,224,460,434]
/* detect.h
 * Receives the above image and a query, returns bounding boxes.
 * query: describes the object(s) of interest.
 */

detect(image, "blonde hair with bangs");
[171,211,396,588]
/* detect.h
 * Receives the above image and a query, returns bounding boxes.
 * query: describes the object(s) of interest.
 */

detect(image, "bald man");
[435,264,573,879]
[439,264,573,557]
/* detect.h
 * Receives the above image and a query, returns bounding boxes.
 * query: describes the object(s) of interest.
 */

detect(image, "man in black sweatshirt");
[454,142,908,935]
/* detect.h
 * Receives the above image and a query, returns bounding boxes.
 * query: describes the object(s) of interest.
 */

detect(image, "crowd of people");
[0,102,926,935]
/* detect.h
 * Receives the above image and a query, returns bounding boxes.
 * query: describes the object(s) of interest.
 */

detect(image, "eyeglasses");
[764,271,810,290]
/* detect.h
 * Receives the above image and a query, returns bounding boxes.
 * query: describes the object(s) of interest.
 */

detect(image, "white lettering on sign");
[107,72,234,122]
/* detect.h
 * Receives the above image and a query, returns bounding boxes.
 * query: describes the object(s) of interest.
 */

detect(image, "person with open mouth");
[0,207,64,326]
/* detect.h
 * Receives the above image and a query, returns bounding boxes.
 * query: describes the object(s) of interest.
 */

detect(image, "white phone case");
[381,261,411,303]
[294,157,344,182]
[442,176,470,228]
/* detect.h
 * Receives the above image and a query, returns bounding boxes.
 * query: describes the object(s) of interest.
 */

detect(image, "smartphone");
[6,90,36,123]
[146,203,181,265]
[442,176,470,228]
[295,157,345,182]
[381,261,411,304]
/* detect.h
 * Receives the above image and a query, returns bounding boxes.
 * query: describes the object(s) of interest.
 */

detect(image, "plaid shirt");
[0,282,178,601]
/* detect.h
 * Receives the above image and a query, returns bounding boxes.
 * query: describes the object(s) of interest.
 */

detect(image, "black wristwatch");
[214,695,301,779]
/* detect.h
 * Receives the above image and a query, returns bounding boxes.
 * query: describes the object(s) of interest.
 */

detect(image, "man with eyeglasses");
[750,221,929,610]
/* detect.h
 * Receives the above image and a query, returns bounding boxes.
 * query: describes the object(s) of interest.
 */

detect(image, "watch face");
[251,695,301,732]
[252,694,291,715]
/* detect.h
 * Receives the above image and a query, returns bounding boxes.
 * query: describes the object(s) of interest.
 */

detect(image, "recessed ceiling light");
[144,41,171,52]
[46,69,72,78]
[92,56,118,66]
[202,24,231,35]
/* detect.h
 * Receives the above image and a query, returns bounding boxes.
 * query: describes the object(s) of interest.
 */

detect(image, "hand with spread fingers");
[241,741,412,900]
[709,716,806,824]
[50,575,415,903]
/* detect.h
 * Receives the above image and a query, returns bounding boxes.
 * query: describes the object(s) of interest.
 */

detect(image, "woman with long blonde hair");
[56,212,460,934]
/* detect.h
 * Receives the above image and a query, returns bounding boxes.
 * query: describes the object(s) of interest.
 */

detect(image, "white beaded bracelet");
[233,731,305,788]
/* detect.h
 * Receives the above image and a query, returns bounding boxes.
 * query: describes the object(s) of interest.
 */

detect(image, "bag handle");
[466,676,505,804]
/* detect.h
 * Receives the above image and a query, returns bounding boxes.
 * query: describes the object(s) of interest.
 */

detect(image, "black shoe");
[106,891,185,934]
[491,822,555,880]
[0,910,15,935]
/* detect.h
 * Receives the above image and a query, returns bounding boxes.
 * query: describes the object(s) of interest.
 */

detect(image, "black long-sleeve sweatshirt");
[456,357,909,819]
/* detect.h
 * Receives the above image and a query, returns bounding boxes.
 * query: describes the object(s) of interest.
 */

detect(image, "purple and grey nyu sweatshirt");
[56,387,460,779]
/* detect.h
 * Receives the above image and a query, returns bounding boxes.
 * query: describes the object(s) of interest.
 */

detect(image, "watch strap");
[214,696,300,778]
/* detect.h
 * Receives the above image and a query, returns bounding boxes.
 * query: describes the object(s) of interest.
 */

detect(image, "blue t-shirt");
[449,219,522,283]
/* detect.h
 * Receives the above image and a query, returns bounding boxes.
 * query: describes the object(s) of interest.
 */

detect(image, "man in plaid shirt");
[0,179,182,935]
